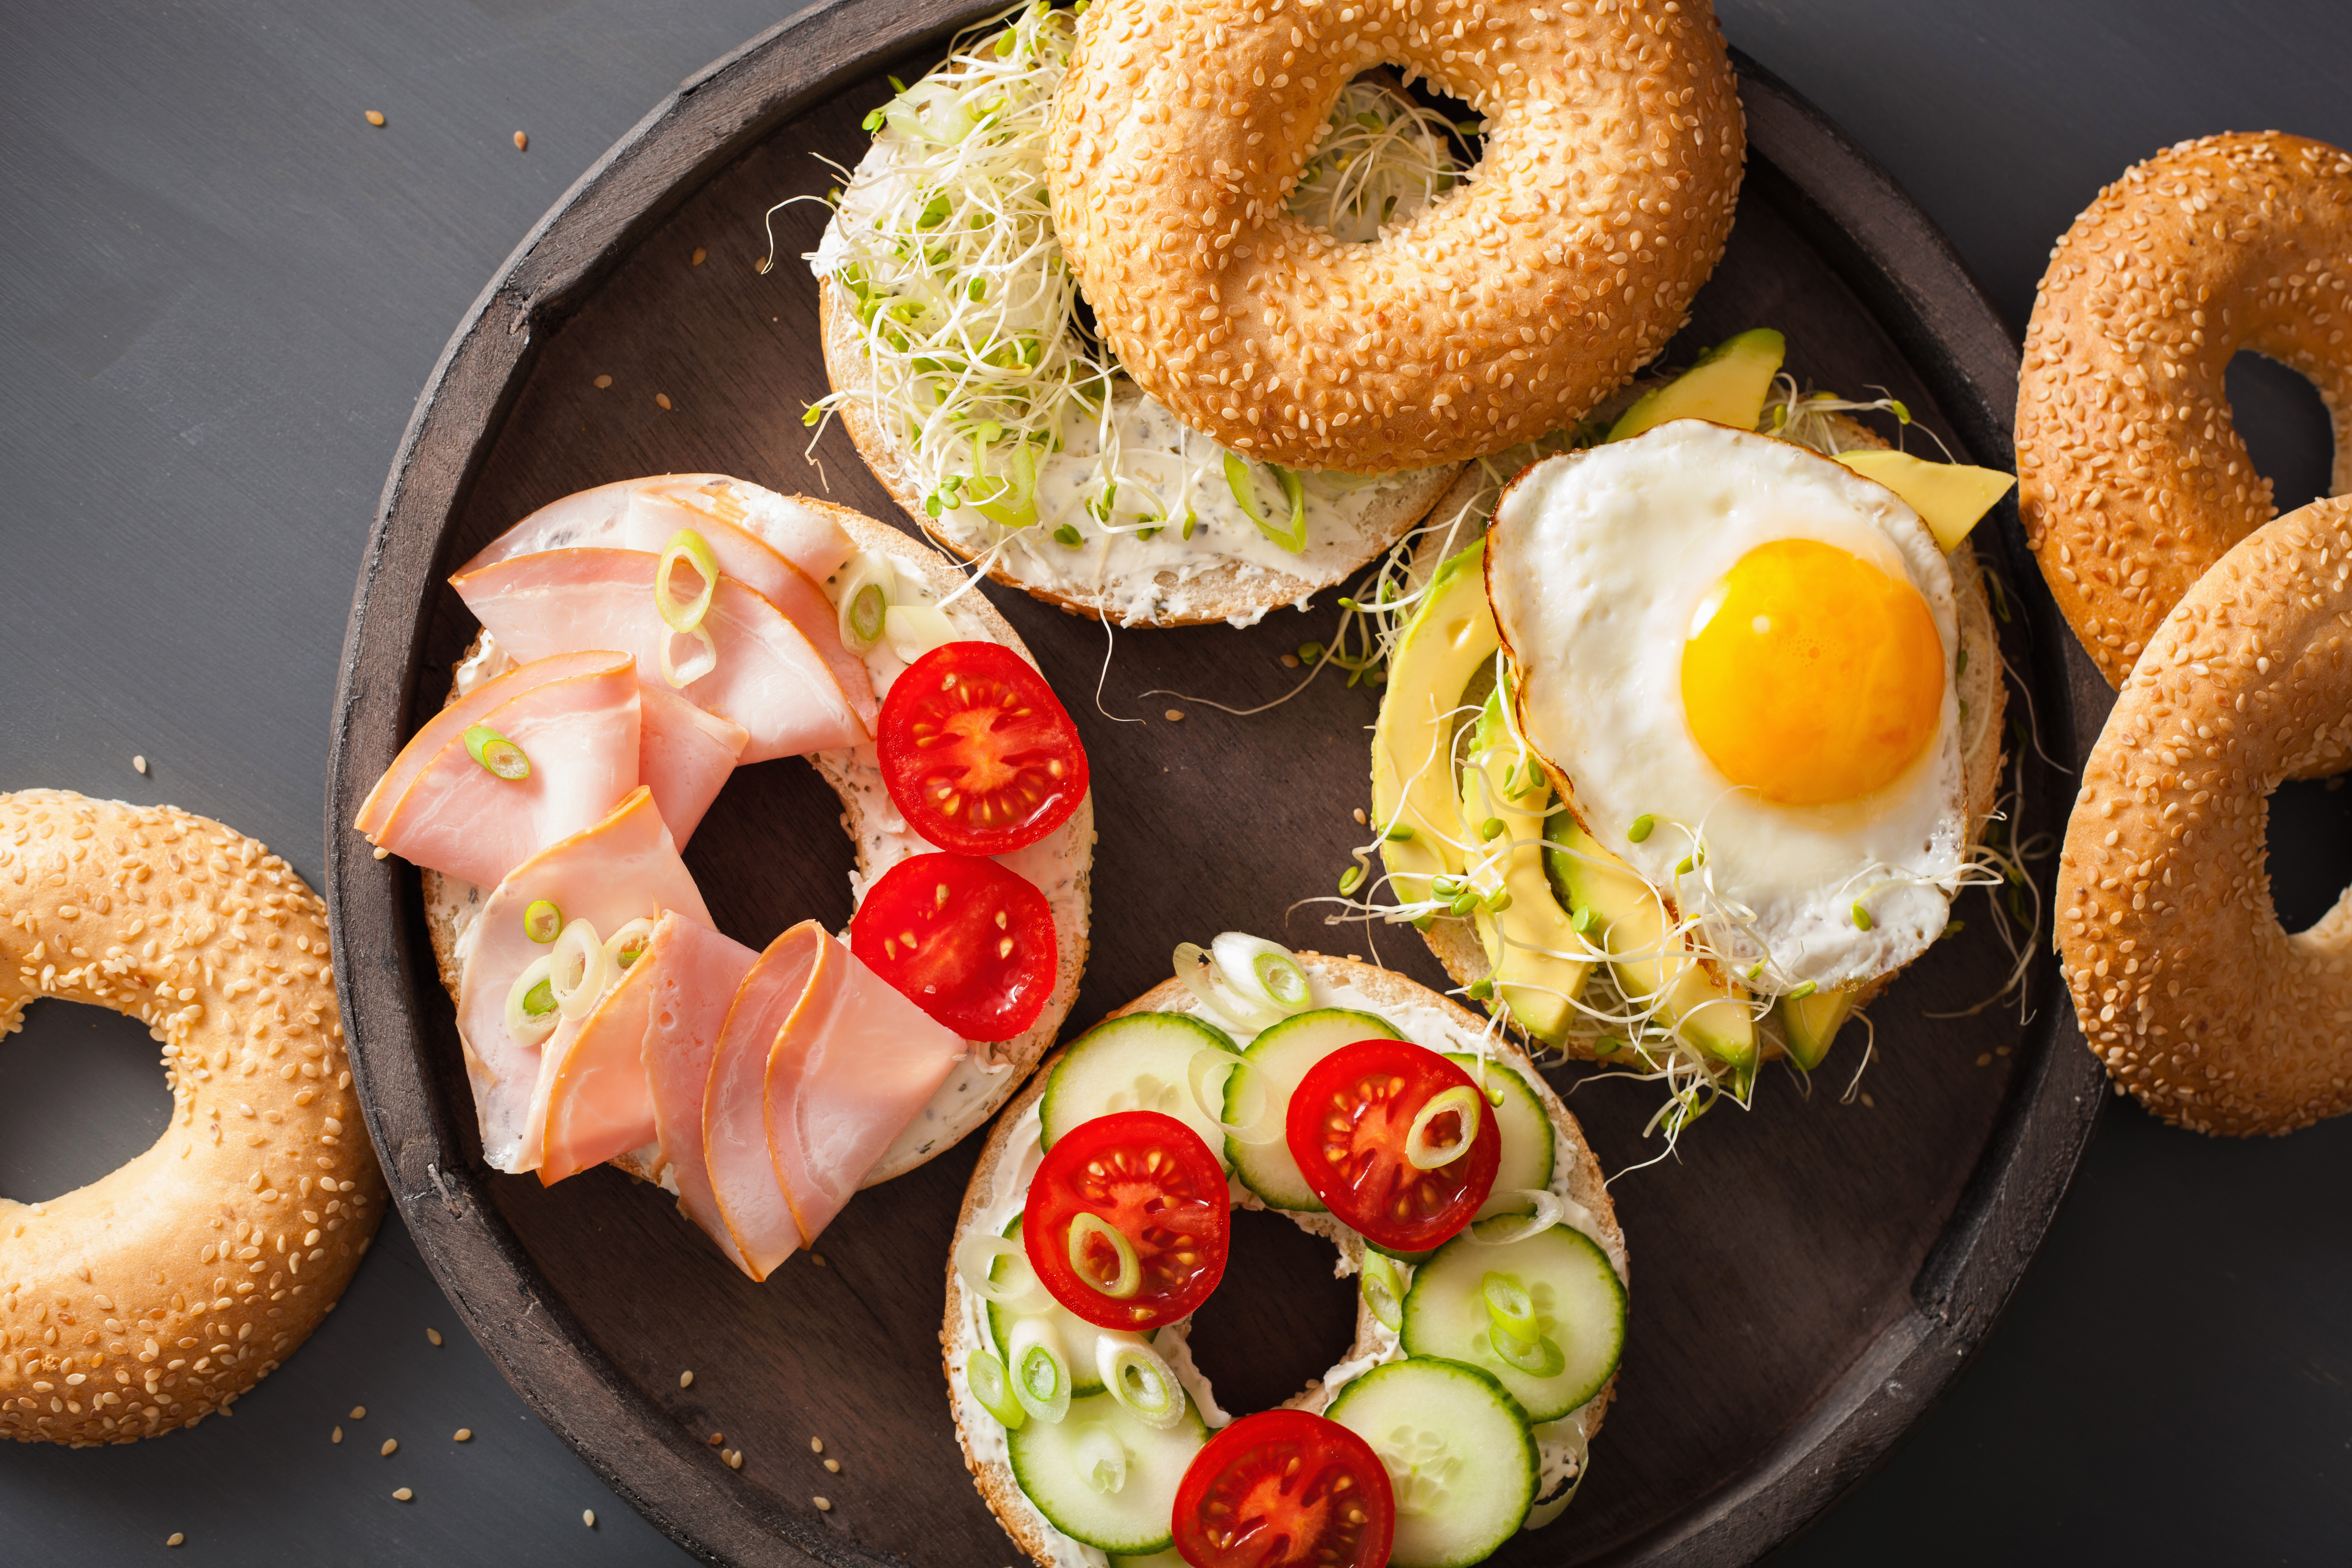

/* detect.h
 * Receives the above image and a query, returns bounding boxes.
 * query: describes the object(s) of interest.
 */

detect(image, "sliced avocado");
[1831,448,2017,553]
[1607,328,1786,444]
[1542,816,1756,1068]
[1778,985,1859,1071]
[1457,689,1589,1045]
[1370,539,1499,900]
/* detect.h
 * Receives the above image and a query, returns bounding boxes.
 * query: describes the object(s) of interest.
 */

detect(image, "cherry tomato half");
[848,851,1056,1041]
[1285,1039,1500,1253]
[878,641,1088,856]
[1172,1408,1395,1568]
[1024,1110,1229,1331]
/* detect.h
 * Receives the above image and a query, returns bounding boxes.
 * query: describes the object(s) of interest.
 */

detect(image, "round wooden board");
[324,4,2112,1563]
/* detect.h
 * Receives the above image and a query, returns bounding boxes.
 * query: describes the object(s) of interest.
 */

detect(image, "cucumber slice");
[1443,1053,1555,1206]
[1325,1357,1537,1568]
[1109,1554,1188,1568]
[1006,1390,1205,1555]
[986,1215,1106,1398]
[1224,1007,1404,1210]
[1400,1224,1626,1422]
[1041,1011,1240,1164]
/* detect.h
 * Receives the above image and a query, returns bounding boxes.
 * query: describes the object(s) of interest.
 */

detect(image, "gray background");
[3,0,2348,1562]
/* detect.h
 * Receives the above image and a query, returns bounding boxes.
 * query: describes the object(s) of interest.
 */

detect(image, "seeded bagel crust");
[2018,132,2352,687]
[2058,497,2352,1136]
[1048,0,1744,471]
[941,954,1624,1567]
[0,792,386,1445]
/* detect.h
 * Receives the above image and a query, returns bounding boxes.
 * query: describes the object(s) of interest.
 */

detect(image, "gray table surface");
[4,0,2349,1562]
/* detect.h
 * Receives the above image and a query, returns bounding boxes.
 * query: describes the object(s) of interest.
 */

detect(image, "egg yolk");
[1681,538,1945,806]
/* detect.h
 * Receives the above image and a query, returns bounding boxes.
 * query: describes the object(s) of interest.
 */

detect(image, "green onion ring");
[1008,1318,1072,1425]
[660,623,719,689]
[1489,1325,1566,1378]
[462,725,530,781]
[523,900,562,944]
[1066,1213,1142,1300]
[655,528,719,633]
[1073,1422,1126,1495]
[963,1350,1026,1431]
[1405,1084,1484,1171]
[1359,1252,1406,1333]
[603,916,656,972]
[1095,1334,1186,1430]
[1480,1271,1542,1349]
[503,955,560,1045]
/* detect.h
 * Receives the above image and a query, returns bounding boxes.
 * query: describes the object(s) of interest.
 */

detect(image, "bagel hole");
[1181,1207,1359,1415]
[2226,351,2335,516]
[2264,776,2352,934]
[0,1002,173,1203]
[1284,71,1482,244]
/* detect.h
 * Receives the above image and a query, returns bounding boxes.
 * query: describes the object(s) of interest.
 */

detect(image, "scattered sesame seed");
[810,1437,824,1454]
[454,1429,472,1442]
[372,846,390,859]
[679,1371,694,1389]
[691,247,708,266]
[824,1458,840,1473]
[332,1426,343,1443]
[350,1406,366,1420]
[1164,709,1185,722]
[707,1431,724,1446]
[167,1534,185,1547]
[133,755,148,774]
[1859,1092,1877,1109]
[381,1439,398,1457]
[363,110,384,127]
[426,1328,443,1346]
[392,1488,413,1503]
[655,393,674,411]
[1352,807,1367,825]
[1346,953,1363,961]
[593,374,612,389]
[1280,653,1301,668]
[810,1253,826,1267]
[1975,1052,1993,1068]
[513,131,528,151]
[1996,1045,2012,1057]
[813,1496,832,1512]
[583,1509,597,1529]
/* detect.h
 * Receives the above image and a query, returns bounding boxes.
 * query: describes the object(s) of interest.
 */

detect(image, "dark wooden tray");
[324,4,2114,1563]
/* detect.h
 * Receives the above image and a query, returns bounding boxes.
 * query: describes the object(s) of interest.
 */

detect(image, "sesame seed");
[691,247,708,266]
[363,111,384,127]
[810,1253,825,1267]
[1352,808,1367,825]
[1164,709,1185,722]
[513,131,528,151]
[810,1436,824,1454]
[332,1426,343,1443]
[392,1488,413,1502]
[133,756,148,774]
[678,1371,693,1389]
[350,1406,366,1419]
[707,1431,724,1446]
[824,1458,840,1473]
[583,1509,596,1528]
[454,1428,472,1442]
[426,1328,442,1346]
[167,1534,185,1547]
[655,393,673,411]
[1859,1092,1877,1109]
[381,1439,397,1457]
[593,374,612,389]
[813,1496,832,1512]
[1975,1053,1993,1068]
[1280,653,1300,668]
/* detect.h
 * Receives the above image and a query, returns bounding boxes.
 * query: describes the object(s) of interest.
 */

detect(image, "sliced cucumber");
[1108,1554,1189,1568]
[1224,1007,1404,1210]
[1325,1358,1536,1568]
[1400,1224,1626,1422]
[1006,1390,1205,1555]
[1443,1053,1555,1207]
[1040,1011,1240,1165]
[987,1215,1106,1398]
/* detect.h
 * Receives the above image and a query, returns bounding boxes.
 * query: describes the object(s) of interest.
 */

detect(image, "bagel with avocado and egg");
[944,938,1626,1568]
[1367,330,2017,1083]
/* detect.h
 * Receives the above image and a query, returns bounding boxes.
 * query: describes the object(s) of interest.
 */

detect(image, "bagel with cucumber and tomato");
[944,937,1626,1568]
[1367,328,2019,1104]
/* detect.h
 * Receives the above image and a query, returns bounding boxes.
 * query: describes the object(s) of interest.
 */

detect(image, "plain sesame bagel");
[1048,0,1746,472]
[2057,498,2352,1137]
[2018,132,2352,687]
[0,791,385,1445]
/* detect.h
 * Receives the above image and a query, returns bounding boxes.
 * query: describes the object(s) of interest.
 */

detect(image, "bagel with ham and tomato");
[943,940,1625,1568]
[355,477,1093,1276]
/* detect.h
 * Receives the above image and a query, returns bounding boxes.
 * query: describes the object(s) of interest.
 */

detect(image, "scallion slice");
[1489,1324,1567,1378]
[548,918,610,1021]
[952,1232,1051,1313]
[603,916,656,973]
[1072,1422,1126,1495]
[1095,1333,1186,1431]
[1404,1084,1483,1171]
[1067,1213,1141,1300]
[1481,1271,1542,1348]
[1008,1317,1072,1425]
[523,900,562,944]
[1359,1251,1406,1333]
[655,528,719,633]
[1221,453,1309,553]
[503,955,560,1045]
[463,725,530,781]
[1188,1047,1279,1145]
[834,553,898,653]
[963,1349,1026,1430]
[660,623,719,688]
[1463,1191,1569,1246]
[1210,932,1312,1019]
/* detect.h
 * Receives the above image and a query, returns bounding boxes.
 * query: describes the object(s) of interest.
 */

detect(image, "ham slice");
[452,548,865,763]
[703,923,965,1279]
[458,788,711,1172]
[529,942,660,1186]
[465,475,855,588]
[638,683,747,848]
[636,912,761,1272]
[354,649,630,841]
[459,483,875,728]
[366,656,641,890]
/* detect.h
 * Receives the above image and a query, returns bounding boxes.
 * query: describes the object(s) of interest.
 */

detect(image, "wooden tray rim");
[322,6,2112,1564]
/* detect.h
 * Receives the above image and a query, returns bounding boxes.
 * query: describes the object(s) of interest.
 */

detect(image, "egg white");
[1485,420,1968,991]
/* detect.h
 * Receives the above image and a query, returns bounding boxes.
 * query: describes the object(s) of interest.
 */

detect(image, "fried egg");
[1486,419,1968,991]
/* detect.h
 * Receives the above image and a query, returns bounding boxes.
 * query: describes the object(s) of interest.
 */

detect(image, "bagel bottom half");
[2059,497,2352,1135]
[0,791,385,1444]
[940,953,1625,1566]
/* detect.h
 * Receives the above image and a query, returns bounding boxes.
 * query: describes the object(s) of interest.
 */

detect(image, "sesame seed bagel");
[2057,497,2352,1137]
[1047,0,1745,472]
[2018,132,2352,688]
[0,791,385,1445]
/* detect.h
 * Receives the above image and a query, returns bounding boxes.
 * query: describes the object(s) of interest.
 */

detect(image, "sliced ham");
[452,548,865,763]
[367,657,641,890]
[458,787,711,1173]
[763,938,965,1247]
[638,683,747,848]
[459,482,875,728]
[704,922,829,1280]
[636,912,761,1273]
[529,944,660,1186]
[354,649,630,841]
[473,475,854,586]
